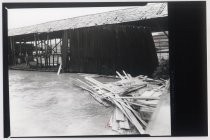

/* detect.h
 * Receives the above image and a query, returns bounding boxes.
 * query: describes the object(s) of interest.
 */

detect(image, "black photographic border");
[2,1,208,138]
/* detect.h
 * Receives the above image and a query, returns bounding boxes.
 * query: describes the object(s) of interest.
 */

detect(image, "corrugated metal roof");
[8,3,167,36]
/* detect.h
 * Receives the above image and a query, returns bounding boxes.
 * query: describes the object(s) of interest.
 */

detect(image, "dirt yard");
[9,70,119,136]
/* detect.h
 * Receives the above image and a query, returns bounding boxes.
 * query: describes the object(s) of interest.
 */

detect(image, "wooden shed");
[8,3,168,76]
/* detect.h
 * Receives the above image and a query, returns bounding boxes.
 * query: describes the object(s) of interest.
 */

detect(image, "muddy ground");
[9,70,120,136]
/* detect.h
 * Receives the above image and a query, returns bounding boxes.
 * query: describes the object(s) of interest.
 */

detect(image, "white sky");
[8,7,135,29]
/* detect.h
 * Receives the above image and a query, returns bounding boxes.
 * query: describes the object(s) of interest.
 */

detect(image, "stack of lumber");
[73,71,169,134]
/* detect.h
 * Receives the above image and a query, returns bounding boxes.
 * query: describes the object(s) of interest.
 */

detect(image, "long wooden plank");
[122,70,130,79]
[111,97,145,134]
[111,99,132,122]
[115,107,125,121]
[137,100,158,106]
[120,99,147,127]
[115,78,146,87]
[115,96,160,100]
[89,92,110,107]
[141,91,155,97]
[121,84,147,95]
[119,117,130,130]
[85,76,105,86]
[116,71,126,80]
[73,79,111,107]
[75,83,109,107]
[57,64,62,75]
[73,79,91,89]
[119,101,145,134]
[85,76,120,94]
[126,101,155,108]
[127,74,132,79]
[111,108,119,131]
[140,108,155,113]
[75,79,113,100]
[151,91,162,97]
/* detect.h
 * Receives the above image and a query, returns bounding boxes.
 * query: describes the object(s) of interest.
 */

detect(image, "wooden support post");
[43,40,46,67]
[34,34,38,66]
[45,37,48,68]
[67,31,71,71]
[40,40,43,67]
[61,31,68,72]
[55,38,57,53]
[53,55,54,67]
[10,37,16,65]
[47,34,50,68]
[52,38,54,67]
[20,41,22,57]
[55,38,58,66]
[24,40,27,65]
[50,38,53,67]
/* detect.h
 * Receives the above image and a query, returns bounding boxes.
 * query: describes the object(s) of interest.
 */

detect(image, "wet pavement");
[9,70,118,136]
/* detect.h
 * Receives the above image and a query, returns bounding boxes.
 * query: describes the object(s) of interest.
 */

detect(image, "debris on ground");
[73,70,169,134]
[57,64,62,75]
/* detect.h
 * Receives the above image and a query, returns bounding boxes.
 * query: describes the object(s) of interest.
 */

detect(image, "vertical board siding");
[67,25,158,76]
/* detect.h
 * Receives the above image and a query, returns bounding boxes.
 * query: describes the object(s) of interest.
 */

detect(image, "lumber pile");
[73,71,169,134]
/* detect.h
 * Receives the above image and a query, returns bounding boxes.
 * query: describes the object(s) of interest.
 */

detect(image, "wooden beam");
[115,96,160,100]
[34,34,38,66]
[47,34,50,68]
[163,31,168,38]
[51,39,61,53]
[61,30,68,72]
[40,39,43,67]
[55,38,57,53]
[44,38,47,67]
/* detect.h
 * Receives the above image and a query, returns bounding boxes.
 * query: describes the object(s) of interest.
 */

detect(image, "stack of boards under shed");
[73,71,169,134]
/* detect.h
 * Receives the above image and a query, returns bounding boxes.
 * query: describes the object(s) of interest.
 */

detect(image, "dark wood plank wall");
[66,25,158,76]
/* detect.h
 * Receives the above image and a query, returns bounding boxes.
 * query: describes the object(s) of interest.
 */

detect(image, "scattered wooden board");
[73,70,169,134]
[119,117,130,130]
[115,107,125,121]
